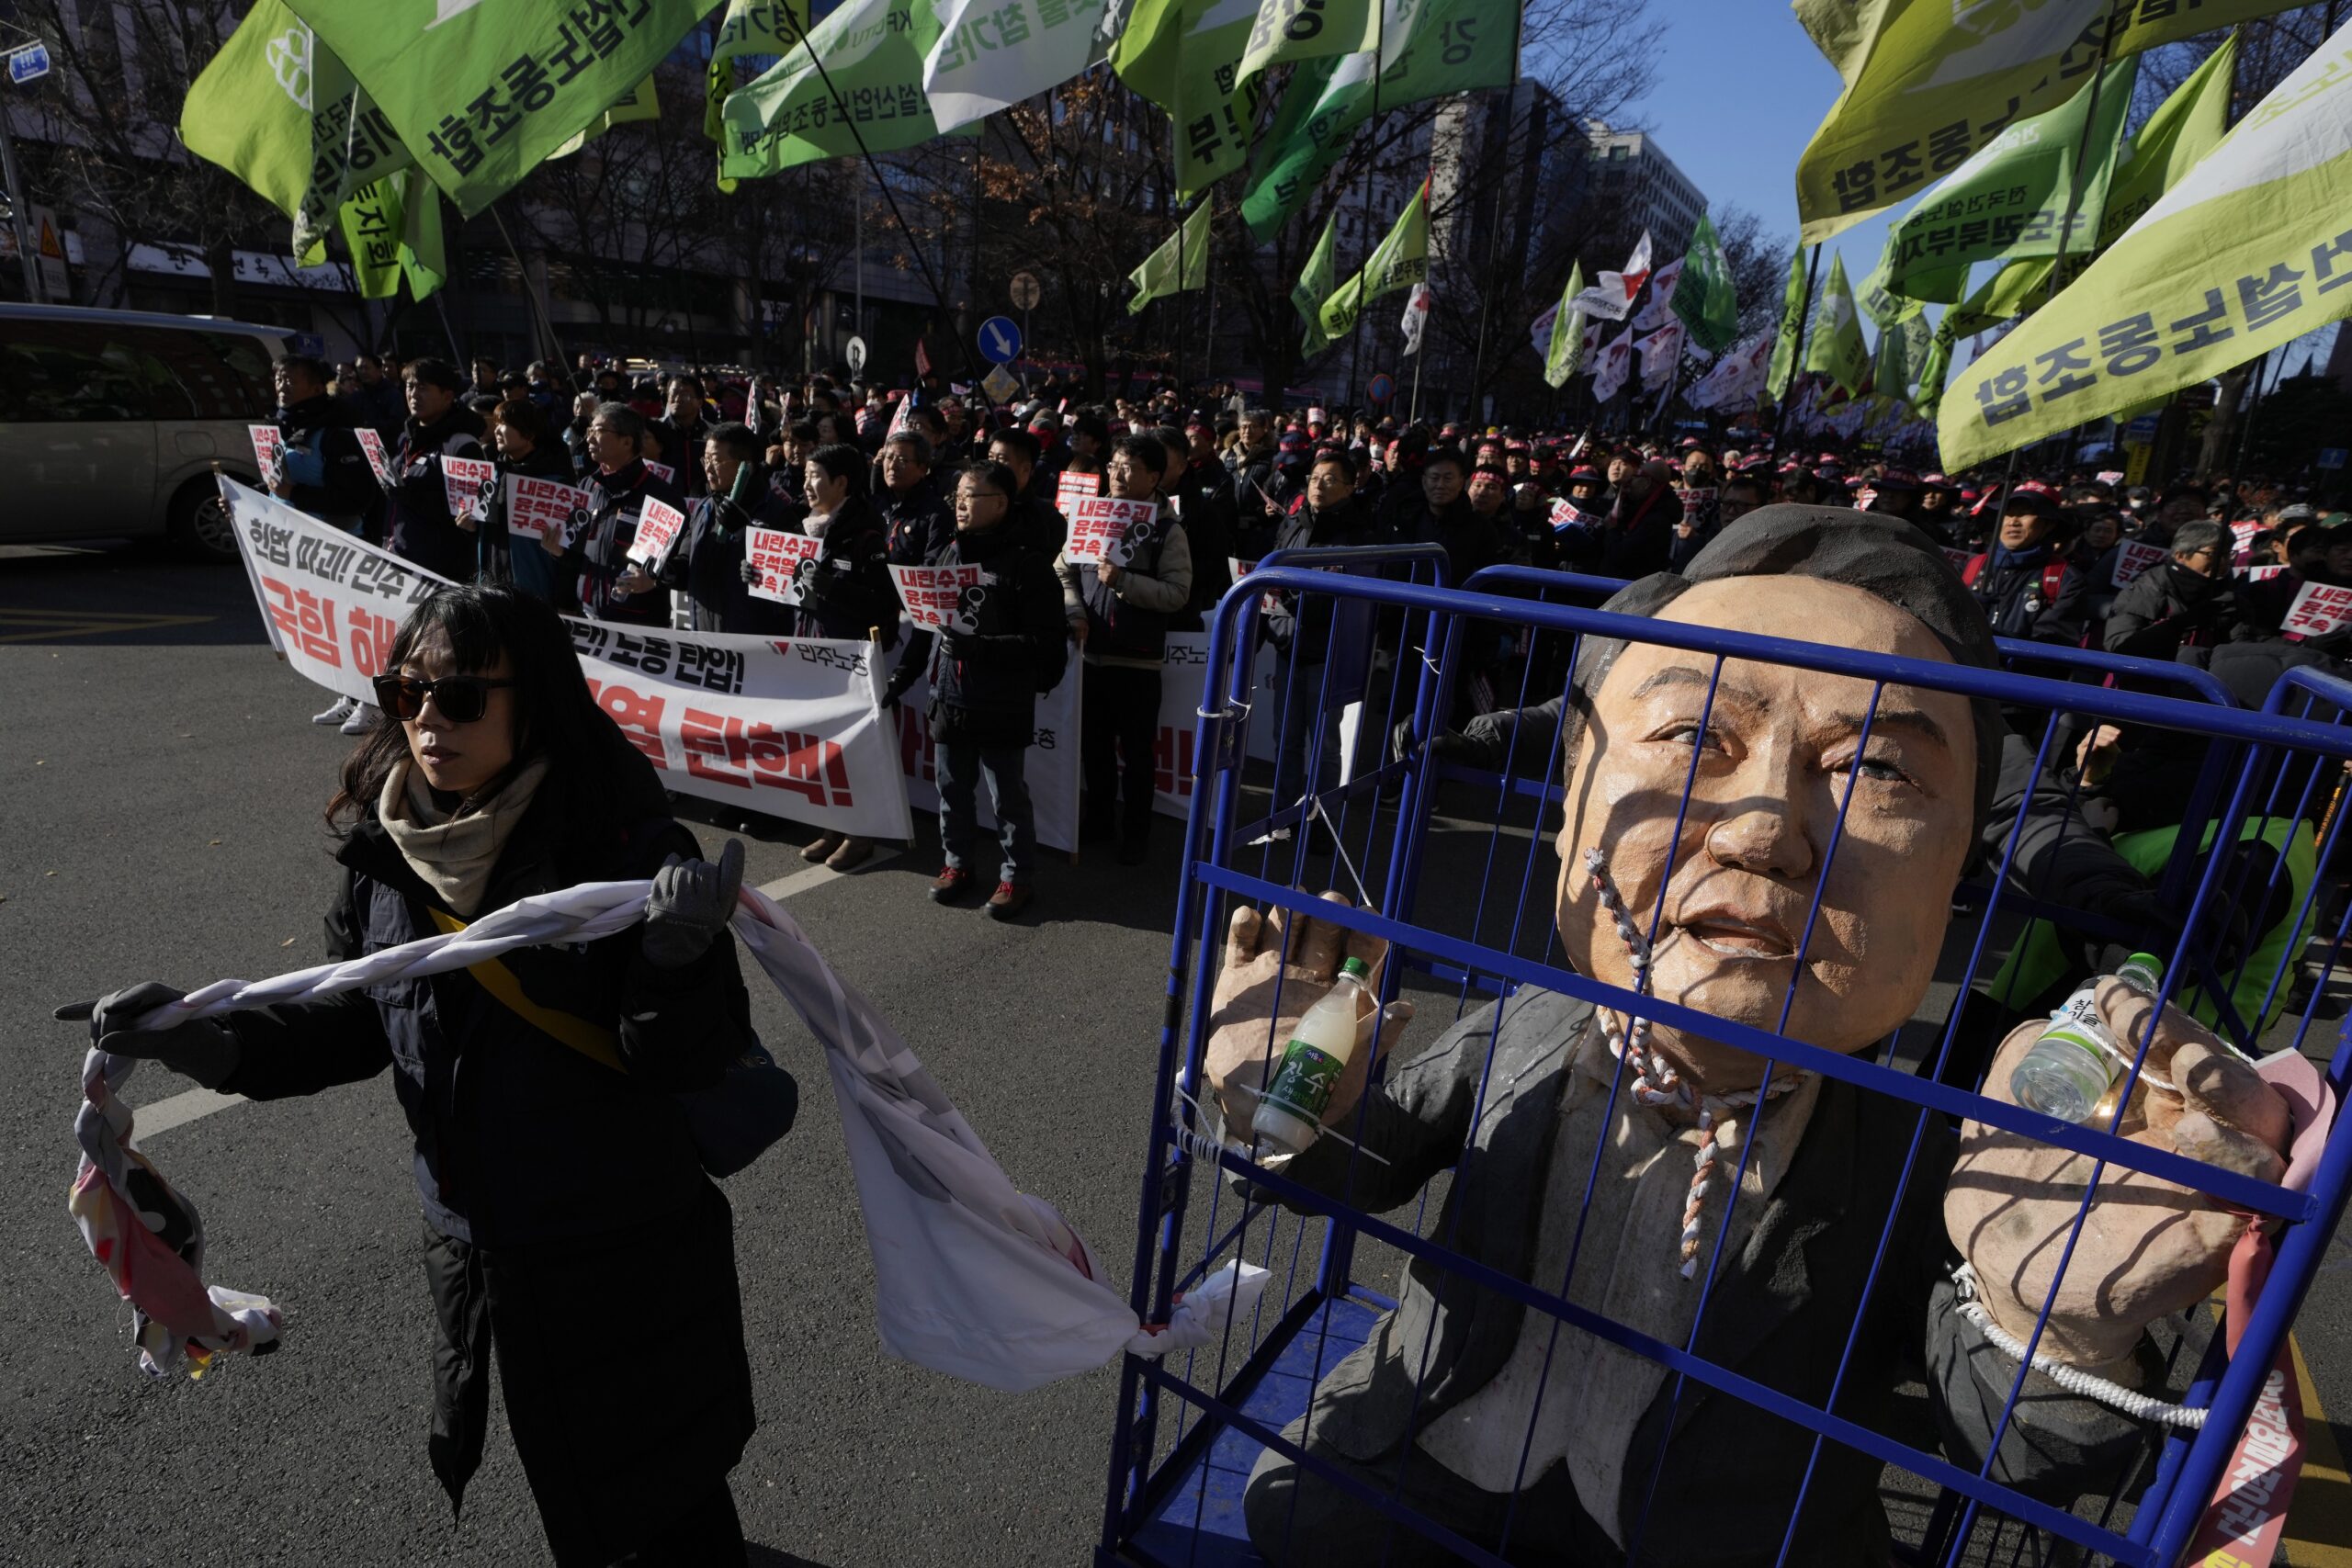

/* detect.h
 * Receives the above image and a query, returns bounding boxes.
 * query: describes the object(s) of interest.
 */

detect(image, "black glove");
[56,982,242,1089]
[640,838,746,969]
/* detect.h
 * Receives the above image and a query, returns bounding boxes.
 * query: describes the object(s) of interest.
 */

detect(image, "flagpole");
[1340,6,1386,412]
[764,5,997,408]
[1173,197,1187,403]
[1770,245,1822,454]
[1408,340,1424,424]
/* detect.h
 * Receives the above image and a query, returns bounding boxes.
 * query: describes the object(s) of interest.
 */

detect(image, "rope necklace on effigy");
[1583,849,1809,1280]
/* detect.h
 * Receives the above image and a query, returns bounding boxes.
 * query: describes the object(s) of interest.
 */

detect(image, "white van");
[0,303,294,561]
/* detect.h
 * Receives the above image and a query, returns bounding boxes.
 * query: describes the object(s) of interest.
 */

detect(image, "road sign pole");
[1022,307,1030,392]
[1409,352,1423,425]
[0,84,44,305]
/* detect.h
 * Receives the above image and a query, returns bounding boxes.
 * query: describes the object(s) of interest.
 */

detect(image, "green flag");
[722,0,971,181]
[1940,17,2352,468]
[339,168,446,301]
[1881,58,2135,305]
[1804,252,1870,397]
[707,0,805,142]
[1110,0,1256,198]
[282,0,720,215]
[1294,213,1340,355]
[1856,248,1924,326]
[1912,314,1956,415]
[1871,310,1932,398]
[1238,0,1512,243]
[1794,0,2301,245]
[1236,0,1378,89]
[1317,175,1429,338]
[1672,212,1740,353]
[1765,247,1809,400]
[1544,262,1587,388]
[1129,200,1213,314]
[179,0,414,264]
[553,74,660,159]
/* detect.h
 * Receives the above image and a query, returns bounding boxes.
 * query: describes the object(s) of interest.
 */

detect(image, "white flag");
[1400,281,1432,356]
[922,0,1116,132]
[1634,321,1685,389]
[1571,230,1653,321]
[1528,301,1559,359]
[1590,327,1635,401]
[1631,255,1685,331]
[1688,331,1774,412]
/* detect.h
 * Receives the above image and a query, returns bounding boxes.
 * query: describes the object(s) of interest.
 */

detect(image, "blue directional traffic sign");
[978,315,1022,365]
[7,41,51,85]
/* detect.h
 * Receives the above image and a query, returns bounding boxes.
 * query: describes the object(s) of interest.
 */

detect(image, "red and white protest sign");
[1055,468,1101,513]
[2244,564,2287,582]
[503,473,592,544]
[1307,406,1327,425]
[440,455,497,523]
[628,496,687,566]
[220,477,912,842]
[247,424,285,489]
[644,459,676,485]
[892,562,985,633]
[354,427,397,489]
[2095,468,2125,486]
[746,527,821,604]
[1549,499,1598,530]
[2231,519,2260,564]
[1065,495,1159,566]
[2184,1357,2304,1568]
[2281,581,2352,639]
[2111,540,2168,587]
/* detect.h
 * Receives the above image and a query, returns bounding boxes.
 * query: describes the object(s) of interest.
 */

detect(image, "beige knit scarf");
[377,754,551,918]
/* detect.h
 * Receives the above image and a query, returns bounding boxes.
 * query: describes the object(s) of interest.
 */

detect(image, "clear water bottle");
[2008,952,2165,1122]
[1252,958,1374,1156]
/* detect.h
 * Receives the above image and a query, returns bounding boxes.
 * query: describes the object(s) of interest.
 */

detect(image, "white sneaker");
[311,694,357,726]
[339,703,379,736]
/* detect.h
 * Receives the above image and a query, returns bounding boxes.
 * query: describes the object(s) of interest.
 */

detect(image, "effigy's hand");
[1203,891,1412,1137]
[1945,977,2291,1371]
[57,982,241,1089]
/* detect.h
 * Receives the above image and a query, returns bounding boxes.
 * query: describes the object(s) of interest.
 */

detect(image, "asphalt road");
[3,545,2349,1567]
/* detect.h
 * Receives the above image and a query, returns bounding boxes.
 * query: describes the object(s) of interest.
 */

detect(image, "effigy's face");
[1554,577,1977,1088]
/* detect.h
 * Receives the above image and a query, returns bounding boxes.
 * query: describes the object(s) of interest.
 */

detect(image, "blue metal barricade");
[1099,560,2352,1568]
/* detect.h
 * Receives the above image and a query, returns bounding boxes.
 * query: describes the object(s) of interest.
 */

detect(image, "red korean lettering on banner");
[355,427,397,489]
[2281,581,2352,639]
[1065,496,1158,566]
[506,473,590,542]
[644,460,675,485]
[584,678,668,766]
[2111,540,2168,588]
[345,604,397,677]
[746,528,820,604]
[628,497,687,566]
[259,576,341,667]
[440,456,498,522]
[1055,469,1101,513]
[891,563,984,632]
[681,709,854,807]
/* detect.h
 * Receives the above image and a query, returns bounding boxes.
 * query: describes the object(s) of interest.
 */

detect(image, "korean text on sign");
[1550,500,1598,530]
[2111,539,2168,588]
[441,456,498,522]
[2282,581,2352,640]
[1065,496,1159,567]
[628,497,688,566]
[746,527,820,604]
[505,473,591,543]
[248,424,285,489]
[892,563,984,633]
[355,427,398,489]
[1055,469,1101,513]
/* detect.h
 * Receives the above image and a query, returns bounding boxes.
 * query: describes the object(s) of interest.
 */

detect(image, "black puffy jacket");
[877,474,955,566]
[275,393,377,527]
[386,406,486,581]
[885,520,1068,747]
[791,494,902,644]
[570,458,684,626]
[657,473,802,636]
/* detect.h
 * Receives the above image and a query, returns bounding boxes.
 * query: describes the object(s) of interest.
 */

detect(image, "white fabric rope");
[1950,1263,2207,1430]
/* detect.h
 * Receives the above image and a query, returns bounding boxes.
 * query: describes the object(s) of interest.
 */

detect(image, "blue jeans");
[935,741,1035,886]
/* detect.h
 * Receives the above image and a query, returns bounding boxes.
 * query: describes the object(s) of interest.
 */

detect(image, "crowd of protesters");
[264,347,2352,922]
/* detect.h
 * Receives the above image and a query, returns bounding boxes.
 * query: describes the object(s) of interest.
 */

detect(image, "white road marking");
[132,852,897,1142]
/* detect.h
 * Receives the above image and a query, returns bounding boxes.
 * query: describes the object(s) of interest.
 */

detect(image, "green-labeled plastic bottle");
[2008,952,2165,1122]
[1252,958,1374,1156]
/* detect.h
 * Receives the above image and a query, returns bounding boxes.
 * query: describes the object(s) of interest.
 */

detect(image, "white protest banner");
[748,528,822,604]
[2282,581,2352,640]
[1151,635,1317,821]
[2111,540,2167,588]
[645,460,677,485]
[247,424,285,490]
[1055,468,1102,514]
[2232,519,2260,562]
[355,427,397,490]
[1066,495,1159,566]
[505,473,593,544]
[2096,468,2126,486]
[1550,499,1599,531]
[893,563,984,633]
[2244,564,2287,582]
[896,663,1081,854]
[220,479,913,842]
[628,497,688,566]
[441,456,498,523]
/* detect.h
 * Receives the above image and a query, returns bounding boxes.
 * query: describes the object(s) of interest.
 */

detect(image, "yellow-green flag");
[179,0,413,264]
[1294,214,1339,355]
[707,0,803,140]
[1111,0,1257,198]
[1544,262,1587,388]
[339,168,445,302]
[1317,175,1430,338]
[1940,17,2352,468]
[1129,201,1213,314]
[552,75,660,160]
[1766,247,1810,400]
[1236,0,1378,90]
[1794,0,2302,245]
[720,0,970,180]
[1804,252,1870,397]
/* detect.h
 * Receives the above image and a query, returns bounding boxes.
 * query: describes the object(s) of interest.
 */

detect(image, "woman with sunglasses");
[73,586,764,1566]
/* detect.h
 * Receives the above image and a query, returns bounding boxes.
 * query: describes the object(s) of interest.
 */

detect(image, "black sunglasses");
[370,673,515,724]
